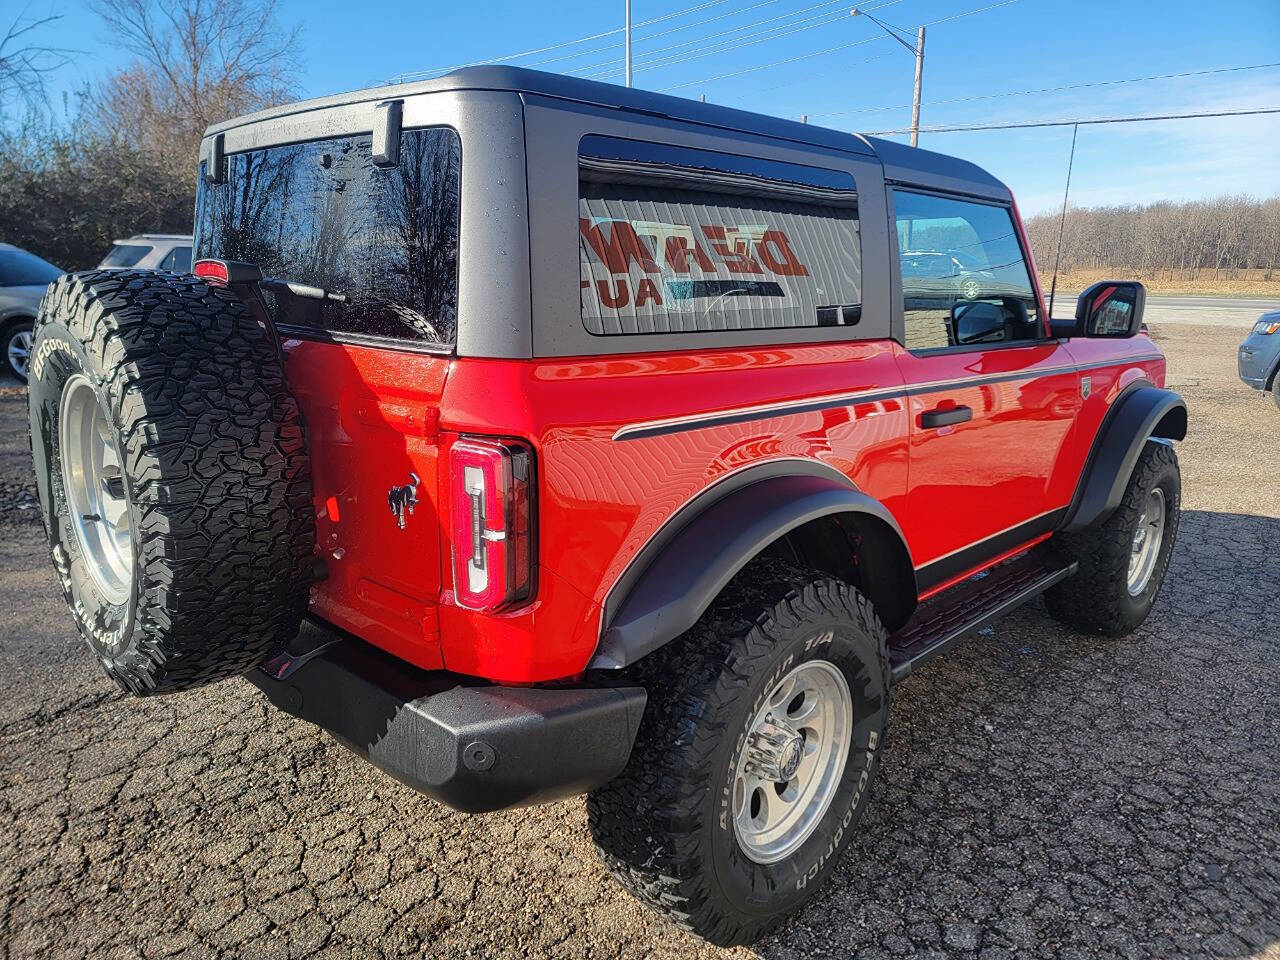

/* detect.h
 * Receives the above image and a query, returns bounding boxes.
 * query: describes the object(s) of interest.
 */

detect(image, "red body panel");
[893,341,1079,568]
[283,338,449,672]
[280,332,1167,684]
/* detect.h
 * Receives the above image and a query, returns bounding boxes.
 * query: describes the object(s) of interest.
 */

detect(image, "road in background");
[1060,294,1280,328]
[1,325,1278,959]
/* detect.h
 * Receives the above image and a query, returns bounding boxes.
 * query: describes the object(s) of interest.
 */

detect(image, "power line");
[387,0,738,83]
[527,0,787,70]
[808,61,1280,118]
[864,106,1280,135]
[659,0,1014,92]
[580,8,852,79]
[570,0,848,78]
[581,0,905,81]
[659,44,893,90]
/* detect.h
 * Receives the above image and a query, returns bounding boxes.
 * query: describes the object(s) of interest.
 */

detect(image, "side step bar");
[889,548,1078,684]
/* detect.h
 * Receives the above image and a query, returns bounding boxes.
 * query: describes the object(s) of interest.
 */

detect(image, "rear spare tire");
[28,270,315,695]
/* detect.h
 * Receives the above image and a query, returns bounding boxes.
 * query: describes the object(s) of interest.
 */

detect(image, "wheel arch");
[0,310,35,335]
[1062,383,1187,533]
[1265,354,1280,392]
[590,460,917,670]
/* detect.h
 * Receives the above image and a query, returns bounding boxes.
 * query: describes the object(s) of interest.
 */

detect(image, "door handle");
[920,404,973,429]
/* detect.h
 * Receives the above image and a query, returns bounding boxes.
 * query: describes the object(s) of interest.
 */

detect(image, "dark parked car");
[0,244,63,381]
[1238,311,1280,408]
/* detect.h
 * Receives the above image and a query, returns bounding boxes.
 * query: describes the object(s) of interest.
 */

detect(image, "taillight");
[193,259,229,285]
[449,437,535,612]
[193,259,263,286]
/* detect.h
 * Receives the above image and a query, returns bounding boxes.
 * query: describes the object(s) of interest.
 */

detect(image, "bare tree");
[89,0,300,176]
[0,9,74,109]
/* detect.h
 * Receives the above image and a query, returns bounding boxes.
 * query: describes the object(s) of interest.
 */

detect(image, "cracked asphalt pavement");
[2,323,1278,959]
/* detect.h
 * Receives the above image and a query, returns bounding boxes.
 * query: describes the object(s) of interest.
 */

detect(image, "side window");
[578,136,861,336]
[100,244,151,268]
[161,246,192,273]
[893,190,1041,351]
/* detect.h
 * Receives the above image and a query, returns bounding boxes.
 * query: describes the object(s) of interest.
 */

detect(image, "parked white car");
[0,243,63,381]
[98,234,193,273]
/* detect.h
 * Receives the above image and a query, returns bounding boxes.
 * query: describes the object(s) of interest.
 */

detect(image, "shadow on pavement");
[755,509,1279,959]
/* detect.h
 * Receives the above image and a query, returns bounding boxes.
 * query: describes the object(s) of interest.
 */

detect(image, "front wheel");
[587,559,890,946]
[1045,440,1181,635]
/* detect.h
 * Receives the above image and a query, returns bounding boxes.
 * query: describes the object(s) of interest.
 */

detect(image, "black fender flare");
[589,461,912,670]
[1062,384,1187,533]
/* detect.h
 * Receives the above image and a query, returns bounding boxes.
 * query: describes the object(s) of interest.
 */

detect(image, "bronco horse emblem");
[387,473,421,529]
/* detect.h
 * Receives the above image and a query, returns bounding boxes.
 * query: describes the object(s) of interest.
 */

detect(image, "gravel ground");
[1,325,1278,960]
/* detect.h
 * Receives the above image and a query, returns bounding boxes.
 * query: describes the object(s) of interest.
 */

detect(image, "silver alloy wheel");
[7,327,32,379]
[59,374,133,605]
[1127,486,1166,596]
[732,656,853,865]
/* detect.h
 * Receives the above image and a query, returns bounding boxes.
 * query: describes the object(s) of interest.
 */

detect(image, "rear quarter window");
[577,136,861,336]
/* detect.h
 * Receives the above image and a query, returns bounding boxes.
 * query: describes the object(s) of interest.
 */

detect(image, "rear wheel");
[1045,440,1180,635]
[588,559,890,946]
[29,270,315,695]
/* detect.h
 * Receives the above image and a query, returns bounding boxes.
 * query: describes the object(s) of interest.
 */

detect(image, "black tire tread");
[587,557,889,946]
[1044,440,1179,635]
[33,269,315,694]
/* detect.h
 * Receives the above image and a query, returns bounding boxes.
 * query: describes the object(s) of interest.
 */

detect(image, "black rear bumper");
[248,621,647,813]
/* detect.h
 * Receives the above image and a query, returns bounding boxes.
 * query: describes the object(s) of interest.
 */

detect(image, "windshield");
[194,127,462,346]
[0,247,63,286]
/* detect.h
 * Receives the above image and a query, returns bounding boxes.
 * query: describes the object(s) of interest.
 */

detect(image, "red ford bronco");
[29,67,1187,945]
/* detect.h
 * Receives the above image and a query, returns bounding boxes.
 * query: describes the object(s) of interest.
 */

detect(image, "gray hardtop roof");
[204,65,1009,200]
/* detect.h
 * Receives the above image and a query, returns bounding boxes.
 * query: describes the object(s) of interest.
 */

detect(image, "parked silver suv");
[98,234,193,272]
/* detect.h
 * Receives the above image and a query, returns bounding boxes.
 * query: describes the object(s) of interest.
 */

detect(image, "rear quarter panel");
[439,344,909,681]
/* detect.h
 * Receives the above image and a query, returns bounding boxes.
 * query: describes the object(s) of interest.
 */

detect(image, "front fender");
[1062,385,1187,532]
[590,471,908,669]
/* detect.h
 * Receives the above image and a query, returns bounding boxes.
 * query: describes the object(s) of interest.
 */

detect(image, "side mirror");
[1076,281,1146,338]
[953,301,1005,345]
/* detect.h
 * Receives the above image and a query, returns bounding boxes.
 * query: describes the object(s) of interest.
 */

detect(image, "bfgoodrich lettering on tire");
[587,558,890,946]
[28,270,315,695]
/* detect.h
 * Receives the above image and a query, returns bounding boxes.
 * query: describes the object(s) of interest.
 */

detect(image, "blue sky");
[28,0,1280,215]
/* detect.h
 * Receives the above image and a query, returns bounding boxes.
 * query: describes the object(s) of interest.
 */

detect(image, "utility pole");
[910,26,925,147]
[625,0,633,88]
[851,8,926,147]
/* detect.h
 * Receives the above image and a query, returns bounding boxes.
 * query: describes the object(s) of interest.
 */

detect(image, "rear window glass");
[578,136,861,336]
[0,247,62,286]
[194,127,461,346]
[101,244,150,268]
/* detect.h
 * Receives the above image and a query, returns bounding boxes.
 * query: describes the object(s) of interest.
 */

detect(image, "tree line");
[1023,195,1280,278]
[0,0,298,269]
